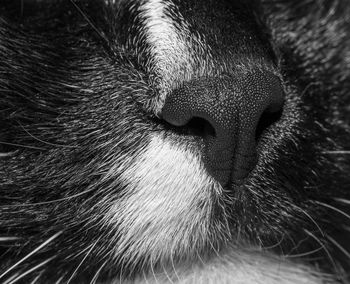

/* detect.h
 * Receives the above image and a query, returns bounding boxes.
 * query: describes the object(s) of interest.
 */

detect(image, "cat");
[0,0,349,283]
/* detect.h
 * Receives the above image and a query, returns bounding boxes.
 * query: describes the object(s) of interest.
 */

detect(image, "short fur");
[0,0,349,283]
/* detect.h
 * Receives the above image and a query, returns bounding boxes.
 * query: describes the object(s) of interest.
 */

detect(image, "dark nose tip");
[161,71,284,186]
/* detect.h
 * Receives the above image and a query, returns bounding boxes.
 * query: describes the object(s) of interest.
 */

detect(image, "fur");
[0,0,349,283]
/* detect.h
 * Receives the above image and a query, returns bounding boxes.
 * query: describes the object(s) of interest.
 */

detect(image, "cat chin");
[119,247,328,284]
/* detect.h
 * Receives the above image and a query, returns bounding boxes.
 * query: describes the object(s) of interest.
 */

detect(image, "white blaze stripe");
[137,0,196,93]
[105,134,223,265]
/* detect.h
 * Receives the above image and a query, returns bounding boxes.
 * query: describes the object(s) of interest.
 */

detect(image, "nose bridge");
[161,78,239,133]
[161,71,284,186]
[168,78,240,133]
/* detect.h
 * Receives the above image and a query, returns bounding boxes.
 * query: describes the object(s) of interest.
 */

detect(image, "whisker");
[2,273,19,284]
[297,206,325,236]
[342,225,350,232]
[314,201,350,221]
[287,234,311,256]
[0,232,63,279]
[170,250,180,284]
[322,151,350,154]
[66,240,99,284]
[29,271,44,284]
[304,229,338,273]
[69,0,110,46]
[55,276,65,284]
[160,262,174,284]
[208,238,222,260]
[300,82,316,98]
[326,235,350,259]
[334,198,350,206]
[286,246,324,258]
[0,141,45,151]
[0,152,16,157]
[142,270,150,284]
[282,230,301,255]
[118,261,125,284]
[7,257,55,284]
[18,121,76,149]
[1,189,94,208]
[263,233,285,250]
[195,247,206,267]
[0,237,20,242]
[89,260,107,284]
[149,256,159,284]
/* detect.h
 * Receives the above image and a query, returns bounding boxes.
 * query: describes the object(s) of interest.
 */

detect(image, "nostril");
[187,117,216,139]
[162,117,216,139]
[255,108,283,142]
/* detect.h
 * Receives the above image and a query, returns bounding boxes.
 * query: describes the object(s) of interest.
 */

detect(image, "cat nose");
[161,71,284,187]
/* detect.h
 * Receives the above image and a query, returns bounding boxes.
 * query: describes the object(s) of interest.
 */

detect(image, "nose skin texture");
[161,71,284,187]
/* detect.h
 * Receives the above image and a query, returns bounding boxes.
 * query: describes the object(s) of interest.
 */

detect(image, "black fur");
[0,0,349,283]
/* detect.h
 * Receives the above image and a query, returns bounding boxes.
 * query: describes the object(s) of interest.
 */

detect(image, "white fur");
[104,134,224,266]
[129,248,326,284]
[101,134,326,283]
[138,0,193,81]
[133,0,208,112]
